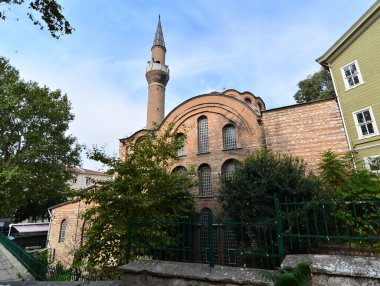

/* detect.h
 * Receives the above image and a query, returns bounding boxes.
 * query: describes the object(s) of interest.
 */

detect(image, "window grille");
[199,164,212,197]
[223,124,237,150]
[199,208,218,263]
[198,116,209,153]
[172,166,187,174]
[221,159,240,181]
[177,134,186,156]
[59,220,67,243]
[244,97,251,105]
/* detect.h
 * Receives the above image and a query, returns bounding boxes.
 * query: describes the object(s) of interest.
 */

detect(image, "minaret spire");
[145,16,170,129]
[153,15,165,50]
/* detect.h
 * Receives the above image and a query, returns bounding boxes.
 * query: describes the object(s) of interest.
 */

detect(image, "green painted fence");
[0,233,47,280]
[126,196,380,269]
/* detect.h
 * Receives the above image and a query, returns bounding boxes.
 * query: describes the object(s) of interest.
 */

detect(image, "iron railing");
[126,196,380,269]
[0,233,47,280]
[0,233,94,281]
[278,196,380,257]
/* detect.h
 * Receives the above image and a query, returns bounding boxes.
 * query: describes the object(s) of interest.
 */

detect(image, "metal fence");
[126,196,380,269]
[0,232,47,280]
[279,196,380,257]
[126,215,282,269]
[0,233,93,281]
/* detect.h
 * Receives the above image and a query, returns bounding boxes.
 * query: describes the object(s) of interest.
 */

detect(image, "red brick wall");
[262,99,349,172]
[160,93,265,214]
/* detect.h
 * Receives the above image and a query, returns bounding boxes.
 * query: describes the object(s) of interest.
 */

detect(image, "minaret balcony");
[146,61,170,74]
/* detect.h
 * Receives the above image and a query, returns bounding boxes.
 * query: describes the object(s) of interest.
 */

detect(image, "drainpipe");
[328,64,357,169]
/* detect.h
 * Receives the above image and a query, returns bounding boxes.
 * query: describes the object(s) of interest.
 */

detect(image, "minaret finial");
[153,15,165,49]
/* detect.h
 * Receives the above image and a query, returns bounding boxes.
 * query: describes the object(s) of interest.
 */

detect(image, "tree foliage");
[73,126,196,278]
[0,0,73,38]
[294,68,336,104]
[319,150,380,238]
[0,57,80,219]
[219,149,321,221]
[319,150,380,199]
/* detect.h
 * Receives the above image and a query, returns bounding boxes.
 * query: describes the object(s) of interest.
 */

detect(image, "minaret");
[146,16,170,129]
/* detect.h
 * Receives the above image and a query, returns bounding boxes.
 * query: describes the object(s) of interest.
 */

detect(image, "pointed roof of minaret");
[152,15,166,50]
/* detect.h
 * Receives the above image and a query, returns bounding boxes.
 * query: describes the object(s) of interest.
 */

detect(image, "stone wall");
[118,260,275,286]
[282,254,380,286]
[262,98,349,172]
[118,256,380,286]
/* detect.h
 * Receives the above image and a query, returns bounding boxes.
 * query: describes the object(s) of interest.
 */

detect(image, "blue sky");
[0,0,376,169]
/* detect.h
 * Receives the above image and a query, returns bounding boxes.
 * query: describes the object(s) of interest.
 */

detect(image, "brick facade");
[47,201,91,268]
[262,98,349,172]
[119,92,349,215]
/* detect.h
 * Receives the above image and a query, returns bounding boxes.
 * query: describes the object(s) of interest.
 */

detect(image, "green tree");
[0,0,73,38]
[74,126,195,278]
[219,149,321,221]
[319,150,380,199]
[294,68,335,103]
[0,57,80,219]
[319,150,380,239]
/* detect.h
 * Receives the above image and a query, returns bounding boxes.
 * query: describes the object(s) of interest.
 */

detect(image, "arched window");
[199,164,212,197]
[81,220,88,246]
[177,133,186,156]
[199,208,218,263]
[223,124,237,150]
[221,159,240,181]
[59,220,67,243]
[172,166,187,174]
[198,116,209,153]
[199,208,213,223]
[244,97,251,105]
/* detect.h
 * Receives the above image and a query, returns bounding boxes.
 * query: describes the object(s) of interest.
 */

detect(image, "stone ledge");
[281,254,380,279]
[118,260,277,285]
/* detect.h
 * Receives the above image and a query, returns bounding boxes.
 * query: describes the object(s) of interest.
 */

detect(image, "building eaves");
[317,2,380,67]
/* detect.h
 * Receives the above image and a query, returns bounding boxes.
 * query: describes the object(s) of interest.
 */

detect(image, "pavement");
[0,243,34,284]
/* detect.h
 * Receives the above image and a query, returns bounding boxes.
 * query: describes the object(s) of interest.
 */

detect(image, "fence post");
[126,216,133,264]
[274,194,284,260]
[207,212,215,268]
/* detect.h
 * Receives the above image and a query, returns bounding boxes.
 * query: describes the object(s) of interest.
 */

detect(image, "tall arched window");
[59,219,67,243]
[199,164,212,197]
[177,133,186,156]
[81,220,88,246]
[221,159,240,182]
[223,124,237,150]
[244,97,251,106]
[199,208,213,223]
[199,208,218,263]
[172,166,187,174]
[198,116,209,153]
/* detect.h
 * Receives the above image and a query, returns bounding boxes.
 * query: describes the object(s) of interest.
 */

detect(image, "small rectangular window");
[341,60,364,90]
[364,155,380,173]
[353,107,378,139]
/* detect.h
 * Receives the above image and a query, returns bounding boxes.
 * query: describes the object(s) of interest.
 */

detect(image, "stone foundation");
[282,254,380,286]
[118,260,276,285]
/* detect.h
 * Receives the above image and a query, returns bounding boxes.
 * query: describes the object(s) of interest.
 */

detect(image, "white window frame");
[340,60,364,90]
[352,107,379,139]
[364,155,380,173]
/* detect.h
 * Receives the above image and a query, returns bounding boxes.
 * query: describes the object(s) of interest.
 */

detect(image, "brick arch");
[160,94,261,139]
